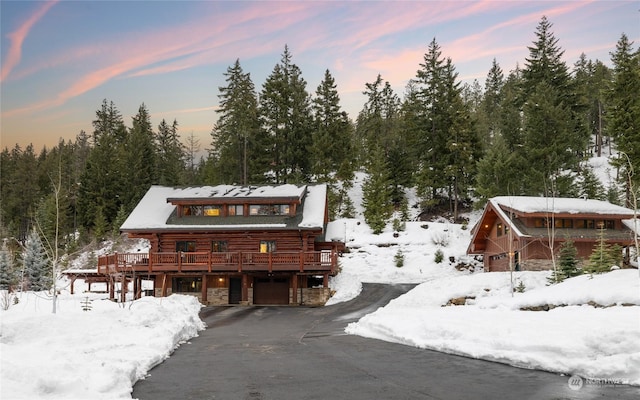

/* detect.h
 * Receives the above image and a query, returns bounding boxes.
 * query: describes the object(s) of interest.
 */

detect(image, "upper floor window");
[176,241,196,252]
[496,222,503,237]
[204,205,222,216]
[228,204,244,216]
[249,204,290,216]
[260,240,276,253]
[212,241,228,252]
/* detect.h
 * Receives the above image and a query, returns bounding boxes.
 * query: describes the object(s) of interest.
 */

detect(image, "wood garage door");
[253,277,289,305]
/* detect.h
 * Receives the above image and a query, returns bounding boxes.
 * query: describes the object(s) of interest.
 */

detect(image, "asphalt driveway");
[133,283,639,400]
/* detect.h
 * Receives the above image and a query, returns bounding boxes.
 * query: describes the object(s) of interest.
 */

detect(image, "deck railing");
[97,251,336,275]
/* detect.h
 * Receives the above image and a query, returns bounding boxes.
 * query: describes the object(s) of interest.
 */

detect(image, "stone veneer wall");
[206,288,228,305]
[292,287,331,306]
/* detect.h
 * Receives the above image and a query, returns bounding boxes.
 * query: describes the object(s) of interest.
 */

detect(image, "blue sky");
[1,0,638,151]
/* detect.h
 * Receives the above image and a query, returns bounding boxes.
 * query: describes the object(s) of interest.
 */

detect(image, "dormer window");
[249,204,290,216]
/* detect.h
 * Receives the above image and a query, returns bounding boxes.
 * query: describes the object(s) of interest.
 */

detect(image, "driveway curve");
[133,283,638,400]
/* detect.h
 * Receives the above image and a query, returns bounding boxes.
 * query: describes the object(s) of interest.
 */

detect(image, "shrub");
[394,249,405,268]
[434,249,444,264]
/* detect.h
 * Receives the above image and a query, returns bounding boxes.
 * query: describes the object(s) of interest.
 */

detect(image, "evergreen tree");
[521,81,575,195]
[156,119,185,186]
[22,229,50,291]
[122,104,156,211]
[481,58,505,145]
[310,69,353,180]
[442,60,481,219]
[585,226,621,274]
[77,100,128,232]
[474,134,519,204]
[210,59,263,184]
[0,242,16,290]
[579,166,606,200]
[259,45,313,183]
[362,145,393,234]
[519,17,588,195]
[548,239,581,283]
[414,38,449,202]
[608,34,640,206]
[573,54,611,158]
[357,74,409,206]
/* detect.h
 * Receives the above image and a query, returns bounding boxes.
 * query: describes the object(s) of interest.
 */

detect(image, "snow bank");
[1,293,205,399]
[345,270,640,385]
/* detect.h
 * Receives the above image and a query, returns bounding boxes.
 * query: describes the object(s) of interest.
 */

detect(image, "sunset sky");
[1,1,638,152]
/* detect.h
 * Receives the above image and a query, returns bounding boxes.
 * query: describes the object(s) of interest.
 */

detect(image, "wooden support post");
[201,274,208,304]
[323,273,329,288]
[70,276,76,295]
[241,274,248,303]
[161,273,168,297]
[109,276,115,300]
[238,252,243,272]
[268,252,272,273]
[292,274,298,304]
[120,276,127,303]
[299,253,304,272]
[134,277,141,300]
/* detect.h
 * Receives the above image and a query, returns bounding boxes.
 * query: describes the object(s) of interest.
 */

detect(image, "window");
[228,204,244,216]
[260,240,276,253]
[176,241,196,252]
[183,205,203,216]
[534,218,549,228]
[497,223,503,237]
[204,205,222,216]
[554,219,573,229]
[172,277,201,293]
[249,204,290,216]
[212,241,228,252]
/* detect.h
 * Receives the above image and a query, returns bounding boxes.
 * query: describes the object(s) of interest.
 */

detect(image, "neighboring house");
[467,196,638,272]
[97,184,344,306]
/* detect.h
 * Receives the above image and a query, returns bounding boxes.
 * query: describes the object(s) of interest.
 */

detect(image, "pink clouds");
[1,0,57,82]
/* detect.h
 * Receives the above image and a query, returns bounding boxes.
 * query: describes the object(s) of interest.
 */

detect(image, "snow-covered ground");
[1,291,204,400]
[329,217,640,386]
[1,167,639,398]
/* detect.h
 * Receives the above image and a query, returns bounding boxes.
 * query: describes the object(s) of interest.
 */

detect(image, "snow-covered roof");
[120,184,327,231]
[165,184,306,201]
[492,196,636,216]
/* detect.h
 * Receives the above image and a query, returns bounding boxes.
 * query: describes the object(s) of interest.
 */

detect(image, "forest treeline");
[1,16,639,246]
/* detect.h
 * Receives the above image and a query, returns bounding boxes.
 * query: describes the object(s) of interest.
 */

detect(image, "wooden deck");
[97,251,337,275]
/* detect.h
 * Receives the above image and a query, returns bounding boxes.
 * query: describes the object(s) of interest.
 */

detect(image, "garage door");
[253,277,289,305]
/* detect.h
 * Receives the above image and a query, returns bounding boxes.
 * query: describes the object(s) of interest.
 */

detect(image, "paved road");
[133,283,639,400]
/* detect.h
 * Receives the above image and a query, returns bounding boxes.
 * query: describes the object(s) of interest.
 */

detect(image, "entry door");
[253,277,289,305]
[229,278,242,304]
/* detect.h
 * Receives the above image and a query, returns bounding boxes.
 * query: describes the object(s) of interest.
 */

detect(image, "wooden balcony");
[97,251,337,275]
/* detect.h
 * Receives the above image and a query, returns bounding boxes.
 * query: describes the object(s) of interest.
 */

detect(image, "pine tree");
[519,17,587,196]
[156,119,185,186]
[310,69,353,180]
[549,239,581,283]
[210,59,262,184]
[579,166,606,200]
[259,46,313,183]
[414,38,450,202]
[0,242,16,290]
[77,100,128,232]
[362,145,393,234]
[22,229,50,291]
[608,34,640,206]
[585,226,621,274]
[481,59,505,145]
[122,104,156,211]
